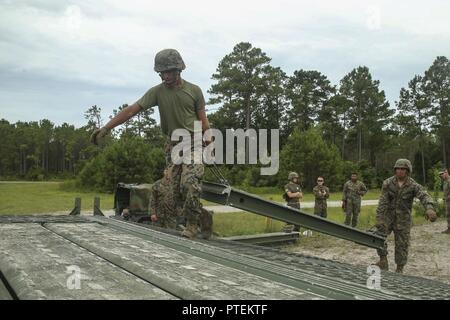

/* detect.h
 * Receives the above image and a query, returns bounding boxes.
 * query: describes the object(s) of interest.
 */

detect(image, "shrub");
[77,137,165,192]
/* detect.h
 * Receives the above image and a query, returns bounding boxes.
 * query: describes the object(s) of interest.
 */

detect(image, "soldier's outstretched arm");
[104,102,142,131]
[90,102,142,145]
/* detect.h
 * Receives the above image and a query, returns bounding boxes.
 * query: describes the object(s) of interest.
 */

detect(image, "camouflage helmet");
[288,172,299,181]
[154,49,186,72]
[394,159,412,173]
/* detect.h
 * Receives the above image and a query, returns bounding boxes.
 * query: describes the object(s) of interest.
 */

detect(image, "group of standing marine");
[283,162,450,273]
[283,171,364,225]
[283,172,330,232]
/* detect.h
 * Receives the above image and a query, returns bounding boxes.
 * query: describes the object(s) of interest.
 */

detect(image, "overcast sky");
[1,0,449,127]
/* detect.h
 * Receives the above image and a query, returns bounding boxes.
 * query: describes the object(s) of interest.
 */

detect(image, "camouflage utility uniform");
[149,173,213,238]
[342,180,367,227]
[149,175,183,229]
[375,175,435,267]
[285,181,302,210]
[313,185,330,218]
[283,172,302,232]
[137,49,206,236]
[443,176,450,229]
[163,141,204,229]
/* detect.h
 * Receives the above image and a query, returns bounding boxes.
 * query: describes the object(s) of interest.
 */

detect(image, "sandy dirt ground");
[286,220,450,284]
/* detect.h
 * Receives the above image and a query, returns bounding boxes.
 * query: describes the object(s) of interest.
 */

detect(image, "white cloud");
[0,0,449,126]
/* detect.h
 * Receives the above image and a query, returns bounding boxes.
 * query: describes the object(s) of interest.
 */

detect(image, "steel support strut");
[201,181,386,250]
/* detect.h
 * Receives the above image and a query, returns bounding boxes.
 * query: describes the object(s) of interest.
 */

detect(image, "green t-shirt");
[284,182,301,204]
[137,80,205,137]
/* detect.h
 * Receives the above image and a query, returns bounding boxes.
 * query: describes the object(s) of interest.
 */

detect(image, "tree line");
[0,105,166,189]
[207,42,449,190]
[0,42,448,192]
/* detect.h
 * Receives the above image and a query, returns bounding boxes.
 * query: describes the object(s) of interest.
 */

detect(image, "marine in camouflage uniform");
[313,177,329,218]
[283,172,302,232]
[342,173,367,227]
[374,159,437,273]
[439,169,450,234]
[91,49,211,239]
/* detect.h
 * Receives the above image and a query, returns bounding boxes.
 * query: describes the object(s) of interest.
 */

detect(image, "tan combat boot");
[181,222,199,239]
[375,256,389,271]
[396,265,404,274]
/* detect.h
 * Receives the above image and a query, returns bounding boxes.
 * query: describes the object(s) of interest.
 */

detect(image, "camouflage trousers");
[314,201,327,218]
[165,141,204,226]
[344,198,361,227]
[375,212,411,266]
[151,180,212,237]
[285,202,300,232]
[446,202,450,228]
[156,191,184,229]
[150,181,183,229]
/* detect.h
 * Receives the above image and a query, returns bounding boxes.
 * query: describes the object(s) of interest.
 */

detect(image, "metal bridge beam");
[201,181,386,250]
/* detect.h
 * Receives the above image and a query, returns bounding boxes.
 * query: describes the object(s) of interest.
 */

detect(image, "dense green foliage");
[0,105,165,192]
[280,128,345,190]
[78,137,165,192]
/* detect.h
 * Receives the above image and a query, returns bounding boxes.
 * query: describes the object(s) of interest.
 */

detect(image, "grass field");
[0,182,114,214]
[0,182,428,240]
[0,181,382,213]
